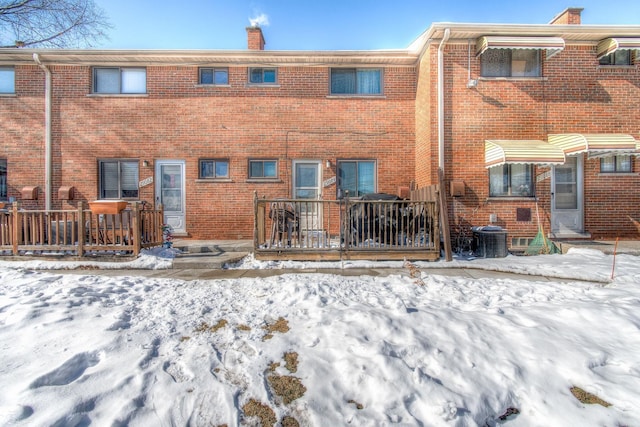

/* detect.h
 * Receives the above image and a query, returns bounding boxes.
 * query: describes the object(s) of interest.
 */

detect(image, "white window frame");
[93,67,147,94]
[0,66,15,94]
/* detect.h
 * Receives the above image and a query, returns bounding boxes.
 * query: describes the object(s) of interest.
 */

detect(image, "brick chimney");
[549,7,583,25]
[246,26,266,50]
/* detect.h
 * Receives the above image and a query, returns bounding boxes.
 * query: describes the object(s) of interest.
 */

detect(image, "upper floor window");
[0,66,15,94]
[200,68,228,85]
[599,50,632,66]
[93,67,146,94]
[99,159,139,199]
[481,49,541,77]
[0,159,6,200]
[331,68,382,95]
[249,68,276,84]
[249,159,277,179]
[199,159,229,179]
[600,156,632,173]
[337,160,376,198]
[489,164,534,197]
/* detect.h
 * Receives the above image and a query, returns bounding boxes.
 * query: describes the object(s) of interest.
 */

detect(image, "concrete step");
[171,239,252,269]
[172,251,248,269]
[173,239,253,254]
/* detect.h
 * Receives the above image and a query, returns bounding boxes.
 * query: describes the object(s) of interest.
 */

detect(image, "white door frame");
[155,160,186,234]
[292,160,322,231]
[551,154,585,237]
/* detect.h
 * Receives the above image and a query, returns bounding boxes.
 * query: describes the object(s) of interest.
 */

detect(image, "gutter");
[33,53,52,210]
[437,28,450,172]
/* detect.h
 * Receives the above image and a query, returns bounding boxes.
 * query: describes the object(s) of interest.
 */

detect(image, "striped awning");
[597,37,640,59]
[476,36,565,58]
[548,134,639,158]
[485,140,566,168]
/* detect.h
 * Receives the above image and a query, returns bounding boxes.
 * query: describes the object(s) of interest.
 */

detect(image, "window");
[99,160,139,199]
[199,68,228,85]
[248,68,276,84]
[248,159,277,179]
[0,159,6,200]
[601,156,632,173]
[481,49,541,77]
[93,68,146,94]
[599,50,632,66]
[330,68,382,95]
[489,164,534,197]
[337,160,376,197]
[0,66,15,94]
[199,159,229,178]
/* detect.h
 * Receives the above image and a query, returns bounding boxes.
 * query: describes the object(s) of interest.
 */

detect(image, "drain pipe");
[438,28,454,262]
[33,53,52,210]
[437,28,450,172]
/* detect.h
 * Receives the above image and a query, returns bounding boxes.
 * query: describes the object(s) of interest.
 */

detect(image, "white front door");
[551,155,584,236]
[155,160,186,233]
[293,161,322,230]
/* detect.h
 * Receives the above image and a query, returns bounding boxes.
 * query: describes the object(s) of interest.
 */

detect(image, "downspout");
[437,28,450,171]
[438,28,453,262]
[33,53,52,210]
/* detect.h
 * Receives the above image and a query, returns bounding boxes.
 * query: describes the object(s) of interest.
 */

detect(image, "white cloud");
[248,13,269,27]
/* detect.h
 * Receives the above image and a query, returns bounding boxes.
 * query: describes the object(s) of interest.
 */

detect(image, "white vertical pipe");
[438,28,451,172]
[33,53,52,210]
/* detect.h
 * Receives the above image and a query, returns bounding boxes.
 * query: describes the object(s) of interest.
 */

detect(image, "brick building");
[0,8,639,246]
[415,7,640,245]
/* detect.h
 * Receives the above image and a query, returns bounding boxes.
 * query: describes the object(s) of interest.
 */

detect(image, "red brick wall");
[0,64,417,239]
[421,42,640,240]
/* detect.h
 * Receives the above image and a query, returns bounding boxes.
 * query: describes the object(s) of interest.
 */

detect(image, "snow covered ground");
[1,248,639,426]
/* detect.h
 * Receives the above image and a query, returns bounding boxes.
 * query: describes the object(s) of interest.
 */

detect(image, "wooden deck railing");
[254,194,440,261]
[0,202,164,257]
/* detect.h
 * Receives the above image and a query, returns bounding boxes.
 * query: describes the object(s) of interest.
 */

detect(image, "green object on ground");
[525,227,561,255]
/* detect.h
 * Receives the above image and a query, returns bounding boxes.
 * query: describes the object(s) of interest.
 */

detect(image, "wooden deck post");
[132,202,140,256]
[11,202,19,255]
[438,169,453,261]
[77,201,85,257]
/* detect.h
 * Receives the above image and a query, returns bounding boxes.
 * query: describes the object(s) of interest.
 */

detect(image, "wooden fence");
[253,192,441,261]
[0,202,164,257]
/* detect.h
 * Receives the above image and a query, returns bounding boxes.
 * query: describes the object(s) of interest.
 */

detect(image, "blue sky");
[95,0,640,50]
